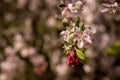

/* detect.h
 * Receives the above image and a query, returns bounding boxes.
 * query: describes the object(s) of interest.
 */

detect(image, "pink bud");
[67,51,79,66]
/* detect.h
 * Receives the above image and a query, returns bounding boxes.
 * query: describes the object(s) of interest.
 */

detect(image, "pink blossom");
[61,7,72,17]
[68,0,83,13]
[60,29,70,42]
[61,25,95,49]
[101,2,119,13]
[76,25,95,49]
[61,0,84,17]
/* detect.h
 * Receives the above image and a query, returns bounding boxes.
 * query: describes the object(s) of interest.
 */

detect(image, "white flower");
[61,0,84,18]
[76,25,95,49]
[68,3,78,13]
[70,27,81,39]
[77,37,92,49]
[61,24,96,49]
[101,2,118,13]
[61,7,72,17]
[75,0,83,9]
[60,29,70,42]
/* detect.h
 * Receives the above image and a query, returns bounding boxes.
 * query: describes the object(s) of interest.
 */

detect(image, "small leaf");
[105,48,114,55]
[69,32,74,35]
[58,4,66,8]
[81,24,85,31]
[75,48,85,60]
[62,18,69,27]
[64,50,69,55]
[113,41,120,48]
[75,17,80,27]
[63,41,70,46]
[70,37,74,44]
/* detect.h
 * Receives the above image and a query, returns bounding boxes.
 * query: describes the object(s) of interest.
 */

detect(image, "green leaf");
[113,41,120,48]
[70,37,74,44]
[64,50,69,55]
[62,18,69,27]
[63,41,70,46]
[58,4,66,8]
[75,48,85,60]
[69,32,74,35]
[105,48,114,55]
[81,24,85,31]
[75,17,80,27]
[104,40,120,58]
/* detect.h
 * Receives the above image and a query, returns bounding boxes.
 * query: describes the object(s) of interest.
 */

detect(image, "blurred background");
[0,0,120,80]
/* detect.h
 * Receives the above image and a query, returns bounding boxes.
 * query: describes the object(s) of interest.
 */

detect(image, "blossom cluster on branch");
[58,0,96,66]
[101,1,120,13]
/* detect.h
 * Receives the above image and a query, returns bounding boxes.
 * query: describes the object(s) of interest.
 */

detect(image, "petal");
[68,4,73,10]
[75,1,83,9]
[77,40,84,49]
[85,35,92,43]
[102,3,111,8]
[60,31,66,35]
[64,36,70,42]
[101,8,109,13]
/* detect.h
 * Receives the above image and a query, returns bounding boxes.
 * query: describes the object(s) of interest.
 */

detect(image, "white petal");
[60,31,66,35]
[61,10,66,16]
[76,1,82,5]
[100,8,109,13]
[112,2,118,7]
[91,27,96,34]
[71,27,75,32]
[75,1,83,8]
[85,35,92,43]
[64,36,70,42]
[77,40,84,49]
[68,4,73,10]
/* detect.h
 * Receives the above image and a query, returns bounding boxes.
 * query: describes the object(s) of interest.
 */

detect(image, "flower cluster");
[59,0,96,66]
[61,0,84,17]
[101,1,120,13]
[61,25,96,49]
